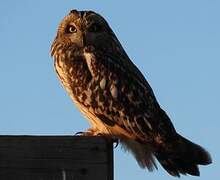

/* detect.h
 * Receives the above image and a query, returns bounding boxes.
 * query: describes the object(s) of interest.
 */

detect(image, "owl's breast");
[55,55,93,97]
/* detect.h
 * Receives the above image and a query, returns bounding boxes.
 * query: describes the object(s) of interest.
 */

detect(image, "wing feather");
[83,50,159,141]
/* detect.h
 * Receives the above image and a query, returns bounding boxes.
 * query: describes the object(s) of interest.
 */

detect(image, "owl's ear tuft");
[69,9,78,15]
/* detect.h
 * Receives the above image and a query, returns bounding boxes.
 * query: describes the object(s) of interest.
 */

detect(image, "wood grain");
[0,136,113,180]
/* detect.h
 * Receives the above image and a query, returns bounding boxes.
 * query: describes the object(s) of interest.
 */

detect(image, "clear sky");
[0,0,219,179]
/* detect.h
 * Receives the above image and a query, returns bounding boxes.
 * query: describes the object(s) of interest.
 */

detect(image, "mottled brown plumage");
[51,10,212,177]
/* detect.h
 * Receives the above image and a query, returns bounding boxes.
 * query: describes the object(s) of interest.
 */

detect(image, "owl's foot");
[97,133,119,148]
[74,129,118,148]
[74,128,100,136]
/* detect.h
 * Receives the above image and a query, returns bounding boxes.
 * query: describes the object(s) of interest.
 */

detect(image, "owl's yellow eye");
[88,23,102,33]
[67,25,77,33]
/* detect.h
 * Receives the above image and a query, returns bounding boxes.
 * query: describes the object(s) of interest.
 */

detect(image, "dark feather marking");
[96,114,115,126]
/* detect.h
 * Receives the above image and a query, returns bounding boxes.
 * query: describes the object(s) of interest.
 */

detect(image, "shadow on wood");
[0,136,113,180]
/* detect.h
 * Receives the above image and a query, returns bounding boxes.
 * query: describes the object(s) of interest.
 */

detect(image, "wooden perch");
[0,135,113,180]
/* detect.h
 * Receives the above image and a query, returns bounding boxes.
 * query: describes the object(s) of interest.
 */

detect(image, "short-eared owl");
[51,10,211,176]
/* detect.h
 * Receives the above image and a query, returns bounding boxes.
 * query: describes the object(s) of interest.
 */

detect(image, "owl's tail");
[154,133,212,177]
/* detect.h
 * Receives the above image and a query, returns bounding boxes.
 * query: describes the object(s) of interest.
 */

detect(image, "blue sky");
[0,0,219,179]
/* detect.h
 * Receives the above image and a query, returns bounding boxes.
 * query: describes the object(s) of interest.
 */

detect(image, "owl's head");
[51,10,118,55]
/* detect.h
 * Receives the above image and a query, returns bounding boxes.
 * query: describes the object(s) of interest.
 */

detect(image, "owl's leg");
[96,132,119,148]
[74,127,101,136]
[75,128,119,147]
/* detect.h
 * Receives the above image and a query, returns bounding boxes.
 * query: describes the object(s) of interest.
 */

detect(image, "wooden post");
[0,136,113,180]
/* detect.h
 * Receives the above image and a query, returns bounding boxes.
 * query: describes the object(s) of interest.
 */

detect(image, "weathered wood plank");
[0,136,113,180]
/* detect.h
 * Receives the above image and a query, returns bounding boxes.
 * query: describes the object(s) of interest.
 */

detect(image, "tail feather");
[156,153,200,177]
[120,139,157,171]
[154,133,212,177]
[118,134,211,177]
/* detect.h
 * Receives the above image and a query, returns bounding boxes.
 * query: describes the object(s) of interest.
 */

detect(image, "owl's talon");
[97,134,119,148]
[97,133,104,136]
[74,131,85,136]
[113,138,119,148]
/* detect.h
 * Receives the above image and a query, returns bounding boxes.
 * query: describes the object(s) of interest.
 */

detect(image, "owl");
[50,10,211,177]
